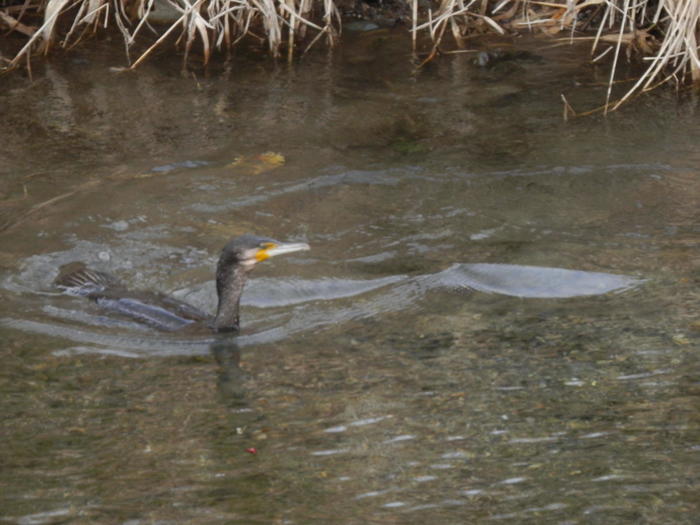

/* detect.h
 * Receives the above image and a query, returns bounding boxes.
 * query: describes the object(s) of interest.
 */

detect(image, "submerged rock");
[345,21,381,32]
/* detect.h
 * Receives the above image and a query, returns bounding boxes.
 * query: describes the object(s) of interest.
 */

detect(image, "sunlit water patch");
[437,263,643,298]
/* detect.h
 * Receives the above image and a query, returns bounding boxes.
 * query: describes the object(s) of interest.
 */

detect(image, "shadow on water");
[1,30,699,524]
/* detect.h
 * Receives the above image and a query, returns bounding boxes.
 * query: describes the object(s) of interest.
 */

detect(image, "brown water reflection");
[1,30,699,524]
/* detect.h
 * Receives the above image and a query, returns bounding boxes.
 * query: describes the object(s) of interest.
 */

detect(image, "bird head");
[219,234,310,271]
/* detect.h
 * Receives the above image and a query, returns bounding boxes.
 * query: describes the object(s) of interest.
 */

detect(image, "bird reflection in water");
[210,336,248,403]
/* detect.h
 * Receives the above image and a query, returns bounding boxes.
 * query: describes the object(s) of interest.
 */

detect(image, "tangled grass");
[410,0,700,112]
[2,0,340,69]
[1,1,699,112]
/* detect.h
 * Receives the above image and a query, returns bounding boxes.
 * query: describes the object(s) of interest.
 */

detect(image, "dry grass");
[602,0,700,110]
[410,0,700,112]
[1,1,699,111]
[2,0,340,69]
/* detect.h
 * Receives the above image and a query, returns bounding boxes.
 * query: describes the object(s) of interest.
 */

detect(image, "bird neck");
[214,263,248,333]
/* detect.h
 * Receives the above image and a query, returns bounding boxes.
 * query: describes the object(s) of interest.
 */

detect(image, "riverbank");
[1,1,699,112]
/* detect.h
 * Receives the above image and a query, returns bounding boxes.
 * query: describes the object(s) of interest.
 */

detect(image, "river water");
[1,29,698,523]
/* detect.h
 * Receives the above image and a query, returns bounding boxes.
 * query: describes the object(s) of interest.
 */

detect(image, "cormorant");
[54,234,310,333]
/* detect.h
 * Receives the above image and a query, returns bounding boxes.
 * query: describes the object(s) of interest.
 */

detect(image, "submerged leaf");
[228,152,286,175]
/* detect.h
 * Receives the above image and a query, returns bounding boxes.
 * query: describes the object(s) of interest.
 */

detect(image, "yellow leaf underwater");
[228,152,286,175]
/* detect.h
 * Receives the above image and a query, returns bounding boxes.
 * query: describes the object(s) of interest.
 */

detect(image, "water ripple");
[2,258,645,356]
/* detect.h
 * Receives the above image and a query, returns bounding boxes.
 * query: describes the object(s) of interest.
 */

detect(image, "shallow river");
[1,29,698,524]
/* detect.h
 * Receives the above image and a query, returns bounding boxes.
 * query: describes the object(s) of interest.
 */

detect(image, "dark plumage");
[55,234,310,333]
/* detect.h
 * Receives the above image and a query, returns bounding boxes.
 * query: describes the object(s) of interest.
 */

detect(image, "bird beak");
[255,241,310,262]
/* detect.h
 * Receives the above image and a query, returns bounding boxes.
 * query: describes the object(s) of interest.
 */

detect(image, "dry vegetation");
[410,0,700,112]
[1,0,341,67]
[1,0,699,112]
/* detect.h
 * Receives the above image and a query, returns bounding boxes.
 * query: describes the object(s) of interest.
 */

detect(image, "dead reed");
[1,1,699,112]
[2,0,340,69]
[410,0,700,112]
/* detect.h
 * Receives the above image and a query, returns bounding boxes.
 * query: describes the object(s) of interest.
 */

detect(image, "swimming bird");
[55,234,310,332]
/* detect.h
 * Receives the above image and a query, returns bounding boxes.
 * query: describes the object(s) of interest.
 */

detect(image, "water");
[1,30,698,523]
